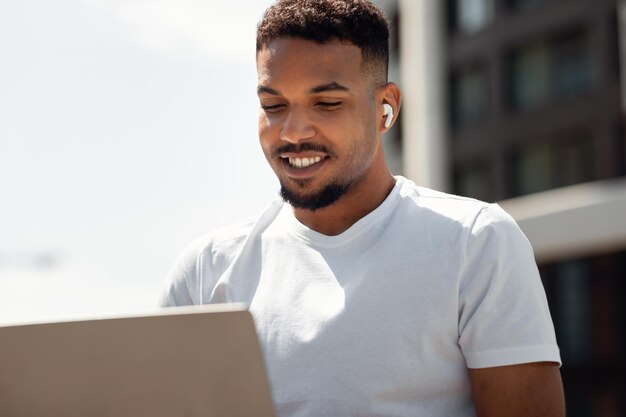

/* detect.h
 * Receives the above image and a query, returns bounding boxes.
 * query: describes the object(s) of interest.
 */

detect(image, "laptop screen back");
[0,305,276,417]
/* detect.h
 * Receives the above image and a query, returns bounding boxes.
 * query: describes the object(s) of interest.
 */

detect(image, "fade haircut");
[256,0,390,85]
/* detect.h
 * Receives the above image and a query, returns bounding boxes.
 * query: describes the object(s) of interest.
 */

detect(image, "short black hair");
[256,0,390,83]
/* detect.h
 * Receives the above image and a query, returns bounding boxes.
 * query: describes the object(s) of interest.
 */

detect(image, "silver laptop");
[0,304,276,417]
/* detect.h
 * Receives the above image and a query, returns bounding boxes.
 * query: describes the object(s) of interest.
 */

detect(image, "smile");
[288,156,323,168]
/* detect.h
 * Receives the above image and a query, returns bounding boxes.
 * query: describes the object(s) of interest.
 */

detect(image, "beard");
[273,142,351,211]
[279,178,351,211]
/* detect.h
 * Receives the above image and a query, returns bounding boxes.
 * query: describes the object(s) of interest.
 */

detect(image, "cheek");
[258,113,276,158]
[258,110,269,132]
[258,113,270,141]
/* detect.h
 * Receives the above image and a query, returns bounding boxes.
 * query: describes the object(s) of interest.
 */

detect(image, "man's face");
[256,38,379,211]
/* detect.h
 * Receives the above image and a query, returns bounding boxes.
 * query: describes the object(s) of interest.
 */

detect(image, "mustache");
[271,142,335,158]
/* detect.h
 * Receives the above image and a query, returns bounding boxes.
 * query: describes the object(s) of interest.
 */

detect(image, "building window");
[513,142,552,195]
[453,163,491,201]
[540,250,626,417]
[512,133,594,197]
[553,260,593,364]
[508,30,596,110]
[450,65,488,128]
[615,126,626,176]
[450,0,494,35]
[445,0,621,203]
[507,0,560,11]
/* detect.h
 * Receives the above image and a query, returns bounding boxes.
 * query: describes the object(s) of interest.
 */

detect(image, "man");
[160,0,565,416]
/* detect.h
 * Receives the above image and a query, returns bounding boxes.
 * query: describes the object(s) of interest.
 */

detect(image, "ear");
[377,82,402,133]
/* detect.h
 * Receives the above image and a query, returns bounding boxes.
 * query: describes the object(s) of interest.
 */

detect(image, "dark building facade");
[448,0,624,203]
[376,0,626,415]
[446,2,626,414]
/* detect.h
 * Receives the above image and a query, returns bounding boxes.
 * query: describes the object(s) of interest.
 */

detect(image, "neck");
[292,160,396,236]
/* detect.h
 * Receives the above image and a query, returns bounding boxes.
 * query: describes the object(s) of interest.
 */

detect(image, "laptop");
[0,304,276,417]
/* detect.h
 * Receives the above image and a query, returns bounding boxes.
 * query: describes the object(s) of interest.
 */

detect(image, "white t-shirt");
[160,176,561,417]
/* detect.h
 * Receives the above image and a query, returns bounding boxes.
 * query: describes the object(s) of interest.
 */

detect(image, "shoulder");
[159,200,284,306]
[393,175,501,230]
[177,199,284,269]
[193,216,260,256]
[391,176,528,256]
[396,175,485,210]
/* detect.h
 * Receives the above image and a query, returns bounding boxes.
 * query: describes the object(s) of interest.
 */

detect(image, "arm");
[469,362,565,417]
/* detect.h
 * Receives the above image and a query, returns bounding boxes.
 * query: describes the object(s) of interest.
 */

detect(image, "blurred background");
[1,0,625,415]
[0,0,278,322]
[376,0,626,415]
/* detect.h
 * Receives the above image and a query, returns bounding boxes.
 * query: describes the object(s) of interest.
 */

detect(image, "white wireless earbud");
[383,103,394,128]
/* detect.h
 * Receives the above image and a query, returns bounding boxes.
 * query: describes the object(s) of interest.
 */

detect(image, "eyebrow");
[257,85,280,96]
[257,81,351,96]
[309,82,350,94]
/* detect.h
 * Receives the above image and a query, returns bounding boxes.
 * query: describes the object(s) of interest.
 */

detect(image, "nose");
[279,107,316,144]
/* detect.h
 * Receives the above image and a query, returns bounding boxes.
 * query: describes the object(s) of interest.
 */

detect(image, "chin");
[279,180,350,211]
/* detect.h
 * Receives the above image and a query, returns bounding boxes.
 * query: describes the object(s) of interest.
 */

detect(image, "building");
[376,0,626,414]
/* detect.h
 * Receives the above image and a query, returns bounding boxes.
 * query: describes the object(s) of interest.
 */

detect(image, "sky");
[0,0,278,324]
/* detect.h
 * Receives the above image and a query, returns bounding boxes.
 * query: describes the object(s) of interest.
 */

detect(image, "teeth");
[287,156,323,168]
